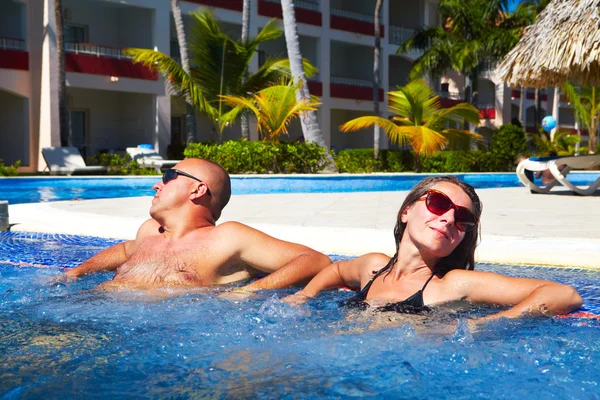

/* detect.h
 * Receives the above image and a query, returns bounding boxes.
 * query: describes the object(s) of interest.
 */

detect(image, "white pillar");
[551,86,560,141]
[319,0,331,148]
[153,2,171,156]
[248,0,260,73]
[38,0,61,171]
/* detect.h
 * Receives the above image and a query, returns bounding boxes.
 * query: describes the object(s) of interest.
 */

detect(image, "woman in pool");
[283,176,582,321]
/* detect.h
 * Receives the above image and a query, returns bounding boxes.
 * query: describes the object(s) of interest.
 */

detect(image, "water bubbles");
[451,318,474,344]
[258,294,311,321]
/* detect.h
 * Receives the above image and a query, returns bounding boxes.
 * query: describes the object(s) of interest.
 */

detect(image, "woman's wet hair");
[385,176,483,277]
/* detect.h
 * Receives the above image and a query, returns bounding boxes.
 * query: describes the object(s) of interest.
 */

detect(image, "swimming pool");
[2,172,600,204]
[1,231,599,398]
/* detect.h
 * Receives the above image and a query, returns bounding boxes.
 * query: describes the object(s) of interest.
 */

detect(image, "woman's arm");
[281,253,389,303]
[446,270,582,320]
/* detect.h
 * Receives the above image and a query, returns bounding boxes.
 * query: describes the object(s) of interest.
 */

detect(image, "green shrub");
[184,140,331,174]
[488,124,527,171]
[334,149,382,173]
[0,159,20,176]
[89,153,159,175]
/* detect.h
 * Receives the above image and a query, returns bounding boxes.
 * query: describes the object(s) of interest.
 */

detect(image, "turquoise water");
[1,232,599,399]
[2,172,599,204]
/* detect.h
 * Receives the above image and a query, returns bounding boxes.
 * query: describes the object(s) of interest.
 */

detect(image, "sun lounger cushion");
[41,147,107,175]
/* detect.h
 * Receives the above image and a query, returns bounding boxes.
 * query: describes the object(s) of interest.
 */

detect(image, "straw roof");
[498,0,600,88]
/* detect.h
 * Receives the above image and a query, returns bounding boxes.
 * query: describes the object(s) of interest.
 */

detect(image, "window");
[69,110,87,158]
[64,24,88,43]
[171,116,183,144]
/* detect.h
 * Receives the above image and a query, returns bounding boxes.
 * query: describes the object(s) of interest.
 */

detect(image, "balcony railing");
[0,37,26,51]
[264,0,320,11]
[331,75,373,88]
[330,8,374,23]
[389,26,422,57]
[65,42,132,60]
[437,90,462,100]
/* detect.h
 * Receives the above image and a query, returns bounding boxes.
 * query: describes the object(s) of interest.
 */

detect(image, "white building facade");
[0,0,578,172]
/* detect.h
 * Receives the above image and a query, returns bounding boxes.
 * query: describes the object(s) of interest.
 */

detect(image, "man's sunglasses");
[417,189,477,232]
[162,169,211,195]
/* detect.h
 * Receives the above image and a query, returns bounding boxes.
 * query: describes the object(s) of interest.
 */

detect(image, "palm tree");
[373,0,383,160]
[340,80,482,172]
[280,0,328,151]
[562,83,600,153]
[403,0,524,106]
[126,11,311,141]
[240,0,251,140]
[171,0,197,144]
[55,0,69,147]
[220,79,321,142]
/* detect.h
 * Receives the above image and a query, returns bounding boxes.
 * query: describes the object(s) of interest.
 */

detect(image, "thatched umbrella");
[498,0,600,88]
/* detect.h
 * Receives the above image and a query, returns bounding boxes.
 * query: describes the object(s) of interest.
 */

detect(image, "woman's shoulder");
[351,253,391,273]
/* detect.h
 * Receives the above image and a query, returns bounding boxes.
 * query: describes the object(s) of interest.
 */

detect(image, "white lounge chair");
[517,154,600,195]
[126,147,181,173]
[41,147,108,175]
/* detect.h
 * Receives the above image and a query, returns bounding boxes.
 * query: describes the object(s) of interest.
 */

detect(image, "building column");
[248,0,260,74]
[37,0,61,171]
[319,0,331,148]
[153,2,171,155]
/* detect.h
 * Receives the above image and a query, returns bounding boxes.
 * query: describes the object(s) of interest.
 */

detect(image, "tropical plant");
[126,10,314,141]
[527,129,581,156]
[403,0,526,106]
[220,80,321,142]
[562,82,600,154]
[373,0,383,160]
[340,79,482,172]
[280,0,329,152]
[171,0,197,144]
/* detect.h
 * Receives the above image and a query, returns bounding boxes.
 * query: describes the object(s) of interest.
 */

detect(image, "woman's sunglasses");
[162,169,211,195]
[417,189,477,232]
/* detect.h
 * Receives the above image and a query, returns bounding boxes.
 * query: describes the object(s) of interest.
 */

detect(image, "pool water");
[2,172,600,204]
[1,232,599,399]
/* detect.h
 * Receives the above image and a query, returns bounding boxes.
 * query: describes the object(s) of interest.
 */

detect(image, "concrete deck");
[7,187,600,268]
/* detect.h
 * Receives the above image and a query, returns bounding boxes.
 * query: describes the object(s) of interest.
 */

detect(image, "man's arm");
[219,222,331,290]
[65,240,133,277]
[65,218,159,278]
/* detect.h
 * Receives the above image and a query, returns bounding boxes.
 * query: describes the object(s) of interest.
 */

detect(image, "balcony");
[65,43,157,81]
[0,37,28,71]
[258,0,322,26]
[389,26,422,58]
[185,0,243,12]
[477,102,496,119]
[330,75,383,101]
[330,8,384,37]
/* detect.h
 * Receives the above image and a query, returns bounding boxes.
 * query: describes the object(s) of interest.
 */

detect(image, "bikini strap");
[358,255,396,296]
[420,272,436,292]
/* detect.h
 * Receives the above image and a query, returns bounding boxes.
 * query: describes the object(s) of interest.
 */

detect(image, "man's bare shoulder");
[136,219,162,240]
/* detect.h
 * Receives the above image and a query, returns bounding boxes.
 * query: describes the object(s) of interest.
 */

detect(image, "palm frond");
[124,48,214,116]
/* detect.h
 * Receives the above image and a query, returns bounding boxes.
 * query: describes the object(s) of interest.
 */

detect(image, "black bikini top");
[340,260,436,314]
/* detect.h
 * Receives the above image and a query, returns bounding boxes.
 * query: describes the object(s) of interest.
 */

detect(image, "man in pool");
[65,158,332,291]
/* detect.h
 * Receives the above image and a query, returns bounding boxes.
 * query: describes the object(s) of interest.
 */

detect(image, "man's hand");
[218,286,261,301]
[280,290,314,304]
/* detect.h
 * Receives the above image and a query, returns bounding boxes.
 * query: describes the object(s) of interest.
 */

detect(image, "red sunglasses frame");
[416,189,477,232]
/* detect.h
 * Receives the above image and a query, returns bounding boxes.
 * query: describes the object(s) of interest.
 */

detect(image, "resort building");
[0,0,579,172]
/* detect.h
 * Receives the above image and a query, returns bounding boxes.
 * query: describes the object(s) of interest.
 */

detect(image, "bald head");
[174,158,231,220]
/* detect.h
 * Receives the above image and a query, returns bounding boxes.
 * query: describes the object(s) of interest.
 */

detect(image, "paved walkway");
[7,187,600,268]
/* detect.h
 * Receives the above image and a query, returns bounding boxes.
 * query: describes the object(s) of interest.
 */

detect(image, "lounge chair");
[41,147,108,175]
[516,154,600,195]
[126,147,181,173]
